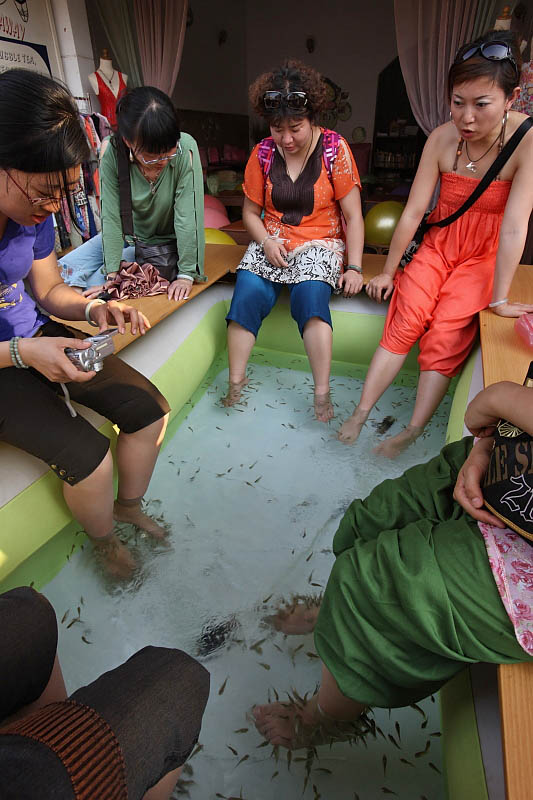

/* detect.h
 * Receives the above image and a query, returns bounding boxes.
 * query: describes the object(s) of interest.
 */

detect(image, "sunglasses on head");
[455,41,520,84]
[263,91,308,112]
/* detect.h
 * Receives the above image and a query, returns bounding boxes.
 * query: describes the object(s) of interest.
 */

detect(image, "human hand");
[453,437,505,526]
[337,270,363,297]
[464,384,503,438]
[492,301,533,318]
[168,278,193,302]
[89,300,151,336]
[263,237,289,268]
[17,336,96,383]
[82,273,117,300]
[366,272,394,302]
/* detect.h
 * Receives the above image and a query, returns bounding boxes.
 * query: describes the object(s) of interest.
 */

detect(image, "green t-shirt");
[100,132,206,281]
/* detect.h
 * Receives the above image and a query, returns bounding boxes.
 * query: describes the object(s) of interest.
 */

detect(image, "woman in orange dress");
[224,60,365,421]
[339,31,533,456]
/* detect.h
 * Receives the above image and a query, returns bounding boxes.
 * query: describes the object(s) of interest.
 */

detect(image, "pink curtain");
[394,0,479,135]
[133,0,188,96]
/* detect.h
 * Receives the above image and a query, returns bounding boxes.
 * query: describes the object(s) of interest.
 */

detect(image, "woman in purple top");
[0,69,171,578]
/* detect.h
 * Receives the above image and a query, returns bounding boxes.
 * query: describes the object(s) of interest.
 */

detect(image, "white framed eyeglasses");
[135,141,182,165]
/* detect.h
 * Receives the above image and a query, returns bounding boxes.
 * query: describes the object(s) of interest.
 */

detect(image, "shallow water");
[43,359,451,800]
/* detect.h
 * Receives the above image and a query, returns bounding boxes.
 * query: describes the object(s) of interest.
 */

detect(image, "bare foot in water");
[92,534,137,579]
[314,390,334,422]
[221,377,249,407]
[252,696,369,749]
[113,501,169,541]
[268,598,321,635]
[337,407,370,444]
[373,425,424,459]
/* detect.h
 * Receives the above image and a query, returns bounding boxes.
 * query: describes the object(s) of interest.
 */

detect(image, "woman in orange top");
[224,60,364,421]
[339,31,533,456]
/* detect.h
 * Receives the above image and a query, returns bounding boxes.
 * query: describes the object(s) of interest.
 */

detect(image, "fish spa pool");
[0,281,495,800]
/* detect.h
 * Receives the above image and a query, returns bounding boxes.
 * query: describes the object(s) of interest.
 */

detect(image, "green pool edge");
[0,298,487,800]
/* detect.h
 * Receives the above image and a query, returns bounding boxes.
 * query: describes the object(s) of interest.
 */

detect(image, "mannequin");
[88,49,128,129]
[494,5,512,31]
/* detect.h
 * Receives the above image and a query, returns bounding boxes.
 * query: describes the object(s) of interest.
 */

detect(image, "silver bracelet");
[488,298,508,308]
[345,265,363,273]
[85,298,106,326]
[9,336,29,368]
[260,234,276,249]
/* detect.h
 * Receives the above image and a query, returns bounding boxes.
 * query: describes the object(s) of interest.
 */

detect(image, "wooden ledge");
[55,243,245,354]
[479,262,533,800]
[55,246,387,355]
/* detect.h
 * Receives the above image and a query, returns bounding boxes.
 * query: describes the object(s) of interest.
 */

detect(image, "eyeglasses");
[135,141,182,165]
[4,169,81,208]
[455,41,520,84]
[263,91,308,112]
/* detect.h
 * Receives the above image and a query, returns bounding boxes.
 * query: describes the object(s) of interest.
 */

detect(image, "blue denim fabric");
[58,233,135,289]
[226,269,332,338]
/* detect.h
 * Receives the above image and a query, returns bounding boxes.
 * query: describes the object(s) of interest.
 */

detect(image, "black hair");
[114,86,181,155]
[449,30,522,100]
[0,68,89,209]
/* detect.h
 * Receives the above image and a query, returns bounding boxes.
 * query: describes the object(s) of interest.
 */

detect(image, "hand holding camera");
[65,329,118,373]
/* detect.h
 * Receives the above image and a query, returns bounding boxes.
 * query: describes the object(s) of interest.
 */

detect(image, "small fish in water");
[226,744,238,756]
[234,728,248,734]
[218,676,229,695]
[235,754,249,768]
[374,416,396,435]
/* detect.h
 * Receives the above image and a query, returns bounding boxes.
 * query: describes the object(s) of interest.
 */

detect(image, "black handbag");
[116,141,178,282]
[483,361,533,542]
[400,117,533,268]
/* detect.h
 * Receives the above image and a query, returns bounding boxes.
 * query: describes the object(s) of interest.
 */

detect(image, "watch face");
[352,125,366,143]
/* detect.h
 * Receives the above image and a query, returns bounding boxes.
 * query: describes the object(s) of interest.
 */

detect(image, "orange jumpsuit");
[381,172,511,377]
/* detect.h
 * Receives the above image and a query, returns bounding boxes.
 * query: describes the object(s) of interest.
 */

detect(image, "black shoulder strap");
[429,117,533,230]
[116,139,135,239]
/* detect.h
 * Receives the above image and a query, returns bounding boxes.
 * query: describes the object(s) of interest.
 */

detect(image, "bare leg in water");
[223,319,334,422]
[374,369,450,458]
[63,414,168,577]
[303,317,334,422]
[253,663,366,749]
[338,346,407,444]
[113,414,169,538]
[222,321,253,406]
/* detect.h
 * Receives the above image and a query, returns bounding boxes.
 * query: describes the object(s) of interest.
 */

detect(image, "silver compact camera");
[65,329,118,372]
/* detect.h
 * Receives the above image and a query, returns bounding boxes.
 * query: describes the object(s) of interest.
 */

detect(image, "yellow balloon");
[364,201,405,247]
[204,227,237,245]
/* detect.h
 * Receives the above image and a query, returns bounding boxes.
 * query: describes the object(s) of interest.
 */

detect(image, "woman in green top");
[60,87,205,302]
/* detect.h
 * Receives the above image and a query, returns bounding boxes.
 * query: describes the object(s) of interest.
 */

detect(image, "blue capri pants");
[226,269,332,338]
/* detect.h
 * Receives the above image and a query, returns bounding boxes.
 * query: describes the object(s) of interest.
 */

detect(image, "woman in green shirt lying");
[60,87,205,302]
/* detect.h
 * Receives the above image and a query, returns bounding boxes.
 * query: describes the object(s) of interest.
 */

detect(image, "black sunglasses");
[455,41,520,84]
[263,91,308,112]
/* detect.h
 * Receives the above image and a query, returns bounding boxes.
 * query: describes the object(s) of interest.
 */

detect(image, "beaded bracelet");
[85,298,106,326]
[488,298,508,308]
[260,234,277,249]
[9,336,29,368]
[345,265,363,273]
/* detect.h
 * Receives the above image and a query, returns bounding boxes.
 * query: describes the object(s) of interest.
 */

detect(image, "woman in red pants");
[338,30,533,457]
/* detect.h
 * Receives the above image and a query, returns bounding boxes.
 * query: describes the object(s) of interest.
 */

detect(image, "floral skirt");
[237,238,344,291]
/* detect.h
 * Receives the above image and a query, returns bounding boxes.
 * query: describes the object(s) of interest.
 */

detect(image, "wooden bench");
[479,262,533,800]
[56,246,388,350]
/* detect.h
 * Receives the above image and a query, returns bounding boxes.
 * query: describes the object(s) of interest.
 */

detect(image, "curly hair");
[249,59,328,124]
